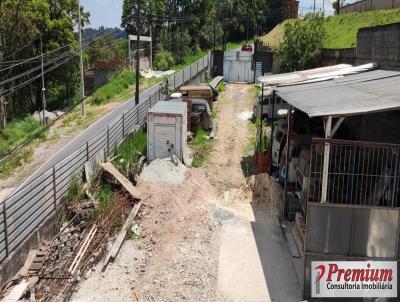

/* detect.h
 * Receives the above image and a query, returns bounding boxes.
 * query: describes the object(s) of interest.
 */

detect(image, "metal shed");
[147,101,187,162]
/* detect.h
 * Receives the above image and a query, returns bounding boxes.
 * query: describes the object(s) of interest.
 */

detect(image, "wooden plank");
[99,162,140,199]
[1,281,29,302]
[102,202,141,271]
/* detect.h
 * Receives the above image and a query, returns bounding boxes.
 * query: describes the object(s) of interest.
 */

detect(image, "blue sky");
[81,0,335,29]
[81,0,124,29]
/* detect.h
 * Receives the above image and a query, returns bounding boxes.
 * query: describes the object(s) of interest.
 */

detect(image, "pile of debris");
[0,162,142,302]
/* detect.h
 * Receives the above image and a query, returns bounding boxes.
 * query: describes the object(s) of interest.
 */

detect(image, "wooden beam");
[321,116,332,203]
[100,162,140,199]
[102,202,142,271]
[331,117,345,137]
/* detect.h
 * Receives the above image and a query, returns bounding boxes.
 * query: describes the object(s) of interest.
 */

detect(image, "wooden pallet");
[28,247,48,276]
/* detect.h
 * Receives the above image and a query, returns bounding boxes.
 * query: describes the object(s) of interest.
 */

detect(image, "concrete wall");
[319,23,400,71]
[356,23,400,70]
[341,0,400,13]
[319,48,356,66]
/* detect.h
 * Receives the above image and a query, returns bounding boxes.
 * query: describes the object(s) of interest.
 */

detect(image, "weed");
[189,127,213,167]
[114,131,147,177]
[98,183,113,208]
[65,176,82,205]
[217,82,226,93]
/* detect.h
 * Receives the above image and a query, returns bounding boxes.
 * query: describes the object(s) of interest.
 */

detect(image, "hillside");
[261,9,400,49]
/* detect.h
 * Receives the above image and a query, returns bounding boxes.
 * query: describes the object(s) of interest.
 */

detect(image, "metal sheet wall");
[304,202,400,300]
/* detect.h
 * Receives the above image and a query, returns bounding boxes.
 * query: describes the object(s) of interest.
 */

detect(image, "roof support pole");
[321,116,332,203]
[270,88,275,175]
[284,106,293,218]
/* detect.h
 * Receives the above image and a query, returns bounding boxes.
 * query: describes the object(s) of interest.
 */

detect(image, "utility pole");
[213,19,216,52]
[180,21,184,64]
[135,0,140,106]
[313,0,316,13]
[150,24,153,70]
[77,0,86,116]
[40,35,47,126]
[246,14,249,43]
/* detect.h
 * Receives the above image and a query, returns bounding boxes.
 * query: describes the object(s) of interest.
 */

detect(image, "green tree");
[0,0,89,119]
[276,13,326,73]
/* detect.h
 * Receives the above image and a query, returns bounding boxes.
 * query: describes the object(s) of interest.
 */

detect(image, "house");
[259,67,400,300]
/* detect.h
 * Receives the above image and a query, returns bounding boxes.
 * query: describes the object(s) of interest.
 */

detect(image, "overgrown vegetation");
[0,150,33,176]
[189,127,213,167]
[154,48,175,71]
[276,14,325,72]
[0,116,44,157]
[262,9,400,50]
[217,82,226,93]
[323,9,400,48]
[91,69,136,105]
[114,131,147,178]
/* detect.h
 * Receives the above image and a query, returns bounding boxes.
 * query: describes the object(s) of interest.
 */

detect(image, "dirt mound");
[140,155,187,185]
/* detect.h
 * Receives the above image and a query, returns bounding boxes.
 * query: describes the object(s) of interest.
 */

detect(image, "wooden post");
[321,116,332,203]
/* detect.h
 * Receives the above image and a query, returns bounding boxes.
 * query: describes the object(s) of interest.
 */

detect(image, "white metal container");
[147,101,187,162]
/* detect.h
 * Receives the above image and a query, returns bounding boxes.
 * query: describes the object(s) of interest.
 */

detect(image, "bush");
[276,13,325,72]
[154,49,175,71]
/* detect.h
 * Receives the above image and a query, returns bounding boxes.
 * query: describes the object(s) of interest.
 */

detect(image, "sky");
[81,0,124,29]
[81,0,335,29]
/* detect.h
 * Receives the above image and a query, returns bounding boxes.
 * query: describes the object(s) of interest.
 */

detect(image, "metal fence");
[0,55,209,263]
[307,138,400,207]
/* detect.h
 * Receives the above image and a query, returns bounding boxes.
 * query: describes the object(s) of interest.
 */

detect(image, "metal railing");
[0,55,208,263]
[307,138,400,208]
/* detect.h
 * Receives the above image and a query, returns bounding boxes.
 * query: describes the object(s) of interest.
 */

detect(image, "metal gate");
[223,51,253,83]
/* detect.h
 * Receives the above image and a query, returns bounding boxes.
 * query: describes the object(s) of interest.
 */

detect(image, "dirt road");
[72,83,302,302]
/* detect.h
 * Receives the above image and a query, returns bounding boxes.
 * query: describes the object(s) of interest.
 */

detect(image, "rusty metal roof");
[275,69,400,117]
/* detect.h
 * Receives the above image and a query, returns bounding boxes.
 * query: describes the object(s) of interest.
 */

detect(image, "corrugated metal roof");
[148,101,186,115]
[275,70,400,117]
[258,63,377,86]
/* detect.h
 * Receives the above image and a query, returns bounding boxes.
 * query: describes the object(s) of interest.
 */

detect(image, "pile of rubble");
[0,162,142,302]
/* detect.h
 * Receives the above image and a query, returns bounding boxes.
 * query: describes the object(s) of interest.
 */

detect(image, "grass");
[65,176,83,205]
[0,116,45,157]
[323,9,400,48]
[98,183,113,208]
[189,127,213,167]
[0,149,33,176]
[114,131,147,177]
[261,9,400,49]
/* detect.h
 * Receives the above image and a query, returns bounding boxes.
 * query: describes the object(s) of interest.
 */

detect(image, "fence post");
[122,113,125,138]
[53,166,57,210]
[107,126,110,157]
[86,141,89,162]
[174,73,176,89]
[3,202,8,257]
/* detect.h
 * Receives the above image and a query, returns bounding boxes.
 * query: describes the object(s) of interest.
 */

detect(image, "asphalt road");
[13,81,163,194]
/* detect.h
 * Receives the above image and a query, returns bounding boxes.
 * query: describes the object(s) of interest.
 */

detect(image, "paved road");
[13,82,163,194]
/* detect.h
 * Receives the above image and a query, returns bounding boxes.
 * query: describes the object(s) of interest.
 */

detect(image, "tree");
[276,13,326,73]
[0,0,90,122]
